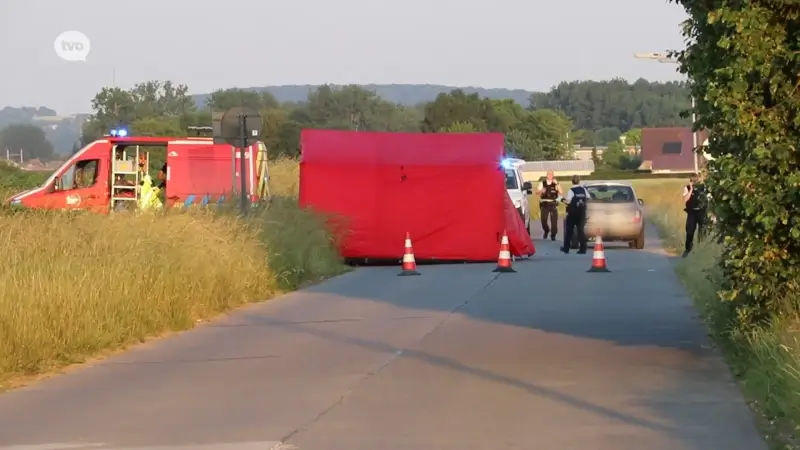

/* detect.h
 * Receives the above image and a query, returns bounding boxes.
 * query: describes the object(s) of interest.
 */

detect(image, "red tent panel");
[503,193,536,257]
[299,130,535,261]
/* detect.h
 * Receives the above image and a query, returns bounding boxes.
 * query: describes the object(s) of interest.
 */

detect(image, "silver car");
[570,181,646,249]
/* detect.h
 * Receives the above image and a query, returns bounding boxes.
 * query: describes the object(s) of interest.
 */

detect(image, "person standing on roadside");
[561,175,589,254]
[536,170,562,241]
[682,173,708,257]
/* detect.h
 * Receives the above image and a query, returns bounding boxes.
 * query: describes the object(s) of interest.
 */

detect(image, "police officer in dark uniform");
[682,173,708,257]
[561,175,589,254]
[536,170,562,240]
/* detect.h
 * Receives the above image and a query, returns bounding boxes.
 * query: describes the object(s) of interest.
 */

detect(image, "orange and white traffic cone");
[493,231,516,273]
[587,236,610,272]
[398,232,421,276]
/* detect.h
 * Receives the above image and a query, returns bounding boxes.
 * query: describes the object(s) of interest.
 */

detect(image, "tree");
[595,127,622,146]
[671,0,800,326]
[440,121,478,133]
[505,129,543,160]
[386,105,424,132]
[275,120,302,158]
[0,123,55,161]
[590,147,601,167]
[207,88,279,112]
[261,108,302,158]
[599,141,626,169]
[575,129,597,147]
[129,80,195,118]
[180,109,213,130]
[622,128,642,147]
[88,88,134,121]
[529,78,691,132]
[420,89,573,160]
[490,99,528,132]
[597,140,640,170]
[517,110,573,160]
[130,116,183,137]
[82,81,197,144]
[421,89,500,132]
[294,84,412,132]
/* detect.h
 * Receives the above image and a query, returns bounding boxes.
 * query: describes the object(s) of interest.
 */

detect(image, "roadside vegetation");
[0,162,49,200]
[0,158,346,390]
[631,179,800,449]
[659,1,800,448]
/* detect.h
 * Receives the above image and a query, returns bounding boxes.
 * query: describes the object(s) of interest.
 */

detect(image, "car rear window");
[586,185,635,203]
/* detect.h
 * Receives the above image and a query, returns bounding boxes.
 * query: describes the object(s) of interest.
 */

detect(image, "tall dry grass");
[268,156,300,197]
[631,178,800,448]
[0,158,346,388]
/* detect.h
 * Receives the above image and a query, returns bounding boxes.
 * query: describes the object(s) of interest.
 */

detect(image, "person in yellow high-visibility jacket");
[138,173,163,211]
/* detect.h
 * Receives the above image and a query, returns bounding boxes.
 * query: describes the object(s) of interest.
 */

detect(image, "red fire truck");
[6,130,270,213]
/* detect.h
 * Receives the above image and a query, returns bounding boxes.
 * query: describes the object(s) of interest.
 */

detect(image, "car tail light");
[633,210,642,222]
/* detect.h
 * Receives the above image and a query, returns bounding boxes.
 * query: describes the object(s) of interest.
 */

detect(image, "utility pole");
[634,52,699,174]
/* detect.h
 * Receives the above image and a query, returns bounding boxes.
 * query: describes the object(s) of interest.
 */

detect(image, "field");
[0,158,346,389]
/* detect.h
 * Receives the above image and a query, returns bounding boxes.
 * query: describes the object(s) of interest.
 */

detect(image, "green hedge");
[674,1,800,328]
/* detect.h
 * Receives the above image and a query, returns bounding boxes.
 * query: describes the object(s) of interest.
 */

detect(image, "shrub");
[671,0,800,327]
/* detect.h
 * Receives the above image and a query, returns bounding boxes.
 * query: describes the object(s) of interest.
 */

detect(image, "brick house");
[641,127,709,173]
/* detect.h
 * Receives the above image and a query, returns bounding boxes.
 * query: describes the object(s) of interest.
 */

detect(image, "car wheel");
[570,235,580,249]
[634,229,645,249]
[525,217,531,235]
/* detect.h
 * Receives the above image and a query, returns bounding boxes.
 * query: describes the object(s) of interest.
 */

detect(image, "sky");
[0,0,689,115]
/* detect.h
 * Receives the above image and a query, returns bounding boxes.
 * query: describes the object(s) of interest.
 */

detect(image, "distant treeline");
[2,79,690,165]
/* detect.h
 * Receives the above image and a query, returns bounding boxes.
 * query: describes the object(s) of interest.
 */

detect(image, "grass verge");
[631,179,800,450]
[0,158,347,390]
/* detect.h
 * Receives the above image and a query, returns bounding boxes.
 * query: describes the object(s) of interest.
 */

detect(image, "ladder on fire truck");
[110,145,148,211]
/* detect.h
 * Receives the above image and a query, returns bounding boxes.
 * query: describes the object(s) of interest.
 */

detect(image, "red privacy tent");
[298,130,535,261]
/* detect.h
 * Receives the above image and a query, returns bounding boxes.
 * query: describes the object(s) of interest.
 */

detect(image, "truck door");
[46,157,109,213]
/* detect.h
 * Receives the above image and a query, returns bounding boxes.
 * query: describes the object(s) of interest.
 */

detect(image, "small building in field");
[19,158,64,172]
[518,160,595,182]
[572,145,639,162]
[572,146,605,161]
[641,127,709,174]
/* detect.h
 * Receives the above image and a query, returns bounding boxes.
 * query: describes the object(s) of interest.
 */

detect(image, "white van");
[502,159,532,234]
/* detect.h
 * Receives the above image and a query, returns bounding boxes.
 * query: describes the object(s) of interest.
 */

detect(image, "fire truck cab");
[6,132,269,213]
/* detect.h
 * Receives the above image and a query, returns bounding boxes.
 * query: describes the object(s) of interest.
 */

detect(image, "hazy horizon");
[0,0,688,115]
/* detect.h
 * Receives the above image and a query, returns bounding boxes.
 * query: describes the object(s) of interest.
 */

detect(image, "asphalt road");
[0,224,766,450]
